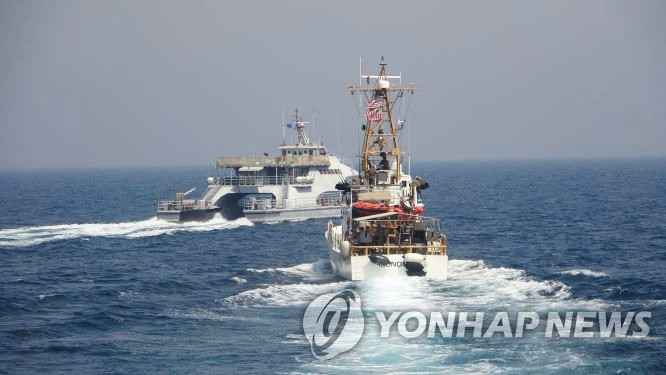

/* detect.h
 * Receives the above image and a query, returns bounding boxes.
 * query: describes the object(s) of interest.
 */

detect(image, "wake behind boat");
[325,58,448,280]
[158,109,356,223]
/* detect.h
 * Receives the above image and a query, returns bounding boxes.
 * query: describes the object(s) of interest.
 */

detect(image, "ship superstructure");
[158,109,356,223]
[325,58,448,280]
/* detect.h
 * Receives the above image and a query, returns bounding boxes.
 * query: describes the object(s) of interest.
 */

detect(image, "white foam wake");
[218,281,352,309]
[163,307,259,322]
[0,216,253,247]
[357,259,608,312]
[559,269,608,278]
[268,259,612,374]
[223,259,609,312]
[247,259,332,278]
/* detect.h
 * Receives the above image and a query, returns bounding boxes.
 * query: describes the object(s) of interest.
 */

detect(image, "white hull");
[322,59,449,282]
[325,226,447,281]
[158,152,357,223]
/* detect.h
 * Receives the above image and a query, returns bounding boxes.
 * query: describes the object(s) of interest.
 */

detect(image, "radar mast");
[348,57,415,183]
[292,108,311,146]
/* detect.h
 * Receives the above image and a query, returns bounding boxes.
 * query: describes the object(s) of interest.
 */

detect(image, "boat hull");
[157,208,219,222]
[244,206,342,223]
[325,227,447,281]
[157,205,343,224]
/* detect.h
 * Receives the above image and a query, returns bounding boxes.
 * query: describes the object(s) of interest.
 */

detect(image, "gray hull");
[243,206,342,223]
[158,205,342,224]
[157,208,219,222]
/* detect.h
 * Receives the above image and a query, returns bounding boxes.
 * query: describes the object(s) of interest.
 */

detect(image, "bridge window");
[237,193,275,208]
[317,191,342,207]
[318,168,343,175]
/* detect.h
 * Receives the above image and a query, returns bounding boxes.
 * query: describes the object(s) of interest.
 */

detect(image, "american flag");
[365,99,382,122]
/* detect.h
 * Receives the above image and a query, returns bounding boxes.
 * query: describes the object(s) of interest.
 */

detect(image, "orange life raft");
[352,202,424,218]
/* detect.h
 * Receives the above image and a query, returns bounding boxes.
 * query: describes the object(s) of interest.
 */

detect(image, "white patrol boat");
[325,58,448,280]
[158,109,356,223]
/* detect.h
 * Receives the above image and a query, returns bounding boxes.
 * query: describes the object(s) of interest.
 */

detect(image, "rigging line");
[396,94,403,146]
[352,92,364,120]
[351,93,362,171]
[394,89,414,158]
[403,91,414,120]
[401,94,415,147]
[385,92,399,149]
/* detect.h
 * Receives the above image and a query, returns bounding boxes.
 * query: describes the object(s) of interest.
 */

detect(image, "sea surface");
[1,159,664,374]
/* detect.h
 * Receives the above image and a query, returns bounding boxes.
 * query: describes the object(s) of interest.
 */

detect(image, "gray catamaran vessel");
[157,109,356,223]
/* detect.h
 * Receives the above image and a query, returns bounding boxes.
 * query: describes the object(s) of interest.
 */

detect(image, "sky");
[0,0,664,169]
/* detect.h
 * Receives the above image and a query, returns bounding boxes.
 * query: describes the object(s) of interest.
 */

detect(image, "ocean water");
[1,159,664,374]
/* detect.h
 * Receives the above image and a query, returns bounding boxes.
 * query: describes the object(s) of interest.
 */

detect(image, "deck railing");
[216,155,331,168]
[346,216,447,256]
[157,200,212,212]
[209,176,314,186]
[327,230,447,256]
[243,197,342,211]
[350,242,447,256]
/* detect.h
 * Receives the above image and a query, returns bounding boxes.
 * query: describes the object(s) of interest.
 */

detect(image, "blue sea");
[1,159,665,374]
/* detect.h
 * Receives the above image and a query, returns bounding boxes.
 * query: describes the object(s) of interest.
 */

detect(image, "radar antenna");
[348,57,416,182]
[291,108,311,146]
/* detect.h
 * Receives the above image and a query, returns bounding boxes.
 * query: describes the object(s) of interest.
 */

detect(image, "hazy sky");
[1,0,664,169]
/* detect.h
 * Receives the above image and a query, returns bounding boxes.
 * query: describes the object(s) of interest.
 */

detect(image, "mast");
[348,57,416,183]
[292,108,311,145]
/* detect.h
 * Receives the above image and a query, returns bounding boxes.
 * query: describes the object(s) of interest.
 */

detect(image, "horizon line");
[1,154,665,172]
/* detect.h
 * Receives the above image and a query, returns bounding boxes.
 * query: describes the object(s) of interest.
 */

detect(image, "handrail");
[157,200,212,212]
[216,155,331,168]
[243,197,342,211]
[352,216,444,232]
[209,176,314,186]
[350,241,447,256]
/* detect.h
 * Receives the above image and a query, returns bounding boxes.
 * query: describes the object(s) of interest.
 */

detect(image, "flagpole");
[282,106,285,145]
[358,57,362,174]
[336,112,340,156]
[407,117,412,176]
[312,106,316,145]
